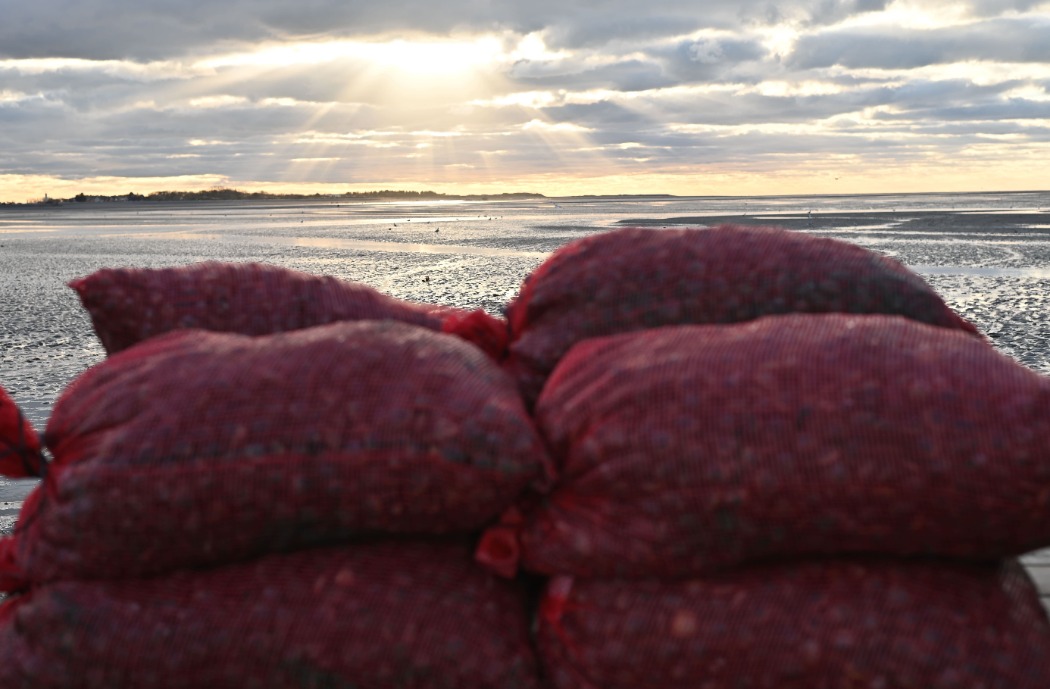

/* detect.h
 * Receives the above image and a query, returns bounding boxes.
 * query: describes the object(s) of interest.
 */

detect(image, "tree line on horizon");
[2,188,546,206]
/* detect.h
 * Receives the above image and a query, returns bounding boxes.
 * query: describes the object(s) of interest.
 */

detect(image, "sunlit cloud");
[187,95,251,109]
[830,61,1050,85]
[0,89,37,104]
[259,97,304,107]
[521,119,593,133]
[754,25,802,58]
[509,33,574,62]
[187,139,229,146]
[0,57,195,80]
[833,1,974,29]
[745,80,849,97]
[1002,84,1050,101]
[199,35,507,74]
[470,91,563,109]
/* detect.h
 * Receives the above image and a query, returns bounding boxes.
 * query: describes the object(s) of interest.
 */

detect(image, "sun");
[350,37,505,77]
[196,34,510,109]
[202,35,505,80]
[188,34,516,181]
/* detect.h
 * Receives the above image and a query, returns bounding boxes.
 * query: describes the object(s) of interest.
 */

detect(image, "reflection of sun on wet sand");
[1,502,19,535]
[622,208,1050,234]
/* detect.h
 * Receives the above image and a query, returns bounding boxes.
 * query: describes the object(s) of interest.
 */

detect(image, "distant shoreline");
[4,188,1049,209]
[1,188,548,208]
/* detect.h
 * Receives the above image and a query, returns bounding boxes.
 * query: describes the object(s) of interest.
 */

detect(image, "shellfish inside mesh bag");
[503,225,979,407]
[536,559,1050,689]
[70,261,478,355]
[491,313,1050,579]
[0,384,43,478]
[0,320,553,588]
[0,540,542,689]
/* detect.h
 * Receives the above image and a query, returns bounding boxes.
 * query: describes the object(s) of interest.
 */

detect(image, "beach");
[2,191,1050,604]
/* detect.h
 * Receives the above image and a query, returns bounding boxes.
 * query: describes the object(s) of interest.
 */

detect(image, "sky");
[1,0,1049,201]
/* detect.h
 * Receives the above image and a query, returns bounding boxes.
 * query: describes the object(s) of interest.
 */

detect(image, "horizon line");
[6,186,1050,207]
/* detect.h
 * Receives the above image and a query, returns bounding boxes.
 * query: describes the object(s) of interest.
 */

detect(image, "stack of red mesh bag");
[477,225,1050,688]
[3,227,1050,688]
[0,264,550,688]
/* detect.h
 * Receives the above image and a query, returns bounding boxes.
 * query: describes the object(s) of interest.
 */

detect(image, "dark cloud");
[657,36,768,81]
[964,0,1048,13]
[543,100,653,128]
[805,0,891,26]
[4,0,1014,61]
[0,5,270,60]
[507,35,768,93]
[626,89,888,126]
[0,94,71,129]
[790,16,1050,69]
[509,58,675,92]
[878,78,1024,109]
[529,16,702,49]
[518,75,1043,150]
[875,99,1050,122]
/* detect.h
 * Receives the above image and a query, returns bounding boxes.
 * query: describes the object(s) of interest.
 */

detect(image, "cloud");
[963,0,1050,14]
[658,36,768,80]
[510,58,675,92]
[523,16,702,49]
[2,0,1049,199]
[0,0,980,61]
[875,98,1050,122]
[789,16,1050,69]
[505,33,768,94]
[805,0,892,26]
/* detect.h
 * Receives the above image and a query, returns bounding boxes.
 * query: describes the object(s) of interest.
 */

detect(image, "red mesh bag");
[536,559,1050,689]
[0,540,541,689]
[70,261,459,354]
[0,385,43,478]
[0,321,553,588]
[485,314,1050,579]
[504,225,979,406]
[442,308,510,362]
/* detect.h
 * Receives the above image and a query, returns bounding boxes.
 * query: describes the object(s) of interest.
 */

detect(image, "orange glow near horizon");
[4,157,1050,206]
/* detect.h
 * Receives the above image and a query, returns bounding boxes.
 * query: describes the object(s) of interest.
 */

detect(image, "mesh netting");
[504,225,979,407]
[0,540,541,689]
[71,261,458,354]
[537,559,1050,689]
[2,321,553,587]
[501,314,1050,578]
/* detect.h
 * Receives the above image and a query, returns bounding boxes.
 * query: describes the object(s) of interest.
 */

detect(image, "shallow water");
[2,192,1050,505]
